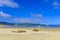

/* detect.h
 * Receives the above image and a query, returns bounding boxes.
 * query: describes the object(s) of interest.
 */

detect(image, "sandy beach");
[0,28,59,40]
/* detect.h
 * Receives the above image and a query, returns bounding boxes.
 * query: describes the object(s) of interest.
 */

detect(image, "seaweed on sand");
[12,30,26,33]
[32,28,40,32]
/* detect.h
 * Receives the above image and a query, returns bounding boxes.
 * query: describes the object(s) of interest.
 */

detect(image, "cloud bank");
[13,18,40,23]
[13,14,43,23]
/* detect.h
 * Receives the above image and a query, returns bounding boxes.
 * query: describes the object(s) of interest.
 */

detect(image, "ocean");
[1,25,60,28]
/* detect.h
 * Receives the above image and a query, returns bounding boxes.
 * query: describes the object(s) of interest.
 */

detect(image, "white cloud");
[13,18,41,23]
[0,0,19,8]
[14,18,32,23]
[13,13,43,23]
[0,11,11,18]
[31,14,43,18]
[53,1,60,9]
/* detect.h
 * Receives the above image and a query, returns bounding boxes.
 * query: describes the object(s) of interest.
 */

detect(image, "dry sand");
[0,28,60,40]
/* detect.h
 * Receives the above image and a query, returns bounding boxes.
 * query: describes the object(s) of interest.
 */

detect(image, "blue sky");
[0,0,60,25]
